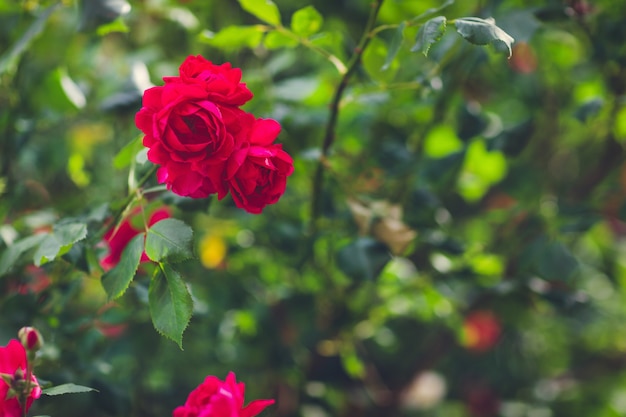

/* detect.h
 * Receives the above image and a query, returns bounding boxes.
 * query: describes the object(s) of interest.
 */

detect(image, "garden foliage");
[1,0,626,416]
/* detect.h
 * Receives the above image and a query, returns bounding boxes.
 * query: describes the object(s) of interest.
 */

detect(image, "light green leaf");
[33,223,88,267]
[149,264,193,349]
[263,31,298,49]
[145,219,193,263]
[238,0,281,26]
[290,6,323,37]
[0,234,47,277]
[382,22,405,70]
[454,17,515,57]
[411,16,446,56]
[42,383,98,396]
[198,26,264,51]
[101,233,144,300]
[113,135,143,169]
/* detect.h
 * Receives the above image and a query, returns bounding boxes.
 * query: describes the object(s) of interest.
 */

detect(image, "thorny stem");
[310,0,386,231]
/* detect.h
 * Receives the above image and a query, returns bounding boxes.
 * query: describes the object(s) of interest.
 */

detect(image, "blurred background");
[2,0,626,416]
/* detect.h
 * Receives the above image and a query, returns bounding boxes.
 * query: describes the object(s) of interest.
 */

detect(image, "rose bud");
[18,327,43,352]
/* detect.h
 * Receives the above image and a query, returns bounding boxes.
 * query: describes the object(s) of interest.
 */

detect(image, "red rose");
[173,372,274,417]
[136,55,293,211]
[226,118,294,213]
[136,56,254,198]
[0,340,41,417]
[101,207,171,270]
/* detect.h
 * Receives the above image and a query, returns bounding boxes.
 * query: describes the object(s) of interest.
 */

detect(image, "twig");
[310,0,386,230]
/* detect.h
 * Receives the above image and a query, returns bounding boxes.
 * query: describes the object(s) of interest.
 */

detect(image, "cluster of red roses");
[135,55,294,214]
[1,327,274,417]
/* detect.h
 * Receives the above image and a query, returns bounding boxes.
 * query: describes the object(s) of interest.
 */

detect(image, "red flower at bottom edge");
[173,372,274,417]
[0,340,41,417]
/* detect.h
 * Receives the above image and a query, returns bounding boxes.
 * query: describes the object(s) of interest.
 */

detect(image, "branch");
[310,0,386,229]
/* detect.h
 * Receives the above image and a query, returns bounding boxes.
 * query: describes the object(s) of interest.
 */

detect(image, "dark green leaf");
[382,22,405,70]
[291,6,323,37]
[149,264,193,349]
[238,0,281,26]
[33,222,88,267]
[574,98,603,122]
[454,17,515,57]
[0,234,47,277]
[0,3,60,77]
[411,16,446,56]
[145,219,193,263]
[78,0,131,32]
[42,383,98,396]
[488,120,534,157]
[101,233,144,300]
[337,238,391,281]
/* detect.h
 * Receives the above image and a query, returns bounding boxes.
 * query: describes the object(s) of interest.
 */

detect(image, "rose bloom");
[101,207,171,270]
[173,372,274,417]
[0,340,41,417]
[226,116,294,214]
[136,56,254,199]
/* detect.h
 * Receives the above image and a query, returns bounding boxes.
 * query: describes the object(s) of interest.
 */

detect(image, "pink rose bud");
[18,327,43,352]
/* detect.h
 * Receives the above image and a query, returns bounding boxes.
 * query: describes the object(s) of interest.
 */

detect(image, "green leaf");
[42,383,98,396]
[145,219,193,263]
[382,22,405,70]
[198,26,264,52]
[362,36,397,83]
[412,0,454,22]
[337,238,391,281]
[454,17,515,57]
[149,264,193,349]
[290,6,323,37]
[33,222,88,267]
[238,0,281,26]
[101,233,144,300]
[0,234,47,277]
[412,16,446,56]
[95,17,129,36]
[79,0,131,32]
[264,31,299,49]
[113,135,144,169]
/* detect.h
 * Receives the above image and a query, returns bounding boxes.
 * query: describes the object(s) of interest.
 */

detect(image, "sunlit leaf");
[454,17,515,57]
[113,136,144,169]
[79,0,131,32]
[264,31,298,49]
[291,5,323,37]
[238,0,281,26]
[101,233,144,300]
[149,264,193,349]
[198,26,265,52]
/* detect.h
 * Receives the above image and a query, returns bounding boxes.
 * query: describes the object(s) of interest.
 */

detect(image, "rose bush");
[0,340,41,417]
[173,372,274,417]
[136,55,293,212]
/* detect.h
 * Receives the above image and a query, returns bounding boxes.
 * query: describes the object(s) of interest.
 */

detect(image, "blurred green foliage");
[2,0,626,416]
